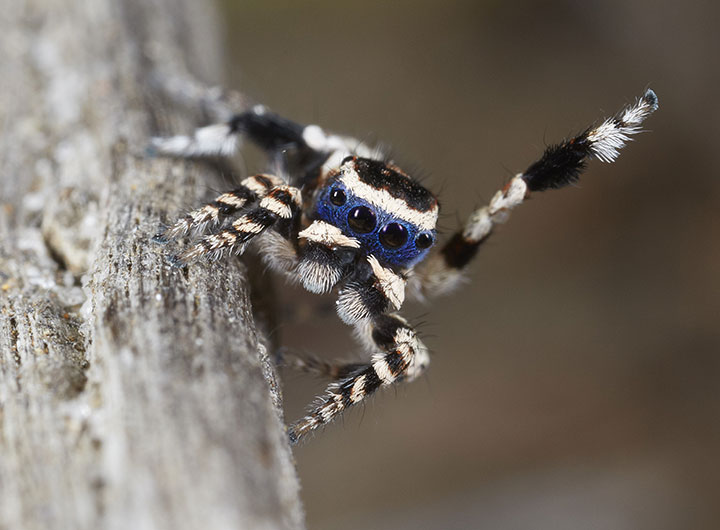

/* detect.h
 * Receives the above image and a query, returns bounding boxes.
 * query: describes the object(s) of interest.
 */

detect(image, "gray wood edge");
[0,0,303,528]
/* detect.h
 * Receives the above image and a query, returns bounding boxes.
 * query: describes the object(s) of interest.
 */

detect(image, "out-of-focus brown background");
[221,1,719,528]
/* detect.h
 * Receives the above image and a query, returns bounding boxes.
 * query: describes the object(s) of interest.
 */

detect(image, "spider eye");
[347,206,376,233]
[379,223,408,248]
[416,233,433,249]
[330,187,346,206]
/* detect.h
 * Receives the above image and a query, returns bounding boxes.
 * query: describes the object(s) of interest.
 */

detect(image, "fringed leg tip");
[643,89,659,110]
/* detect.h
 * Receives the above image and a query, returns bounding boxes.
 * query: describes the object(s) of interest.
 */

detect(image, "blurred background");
[220,1,719,528]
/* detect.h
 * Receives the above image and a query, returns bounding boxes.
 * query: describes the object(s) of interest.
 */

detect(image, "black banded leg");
[277,349,366,381]
[335,254,407,325]
[228,107,307,152]
[411,89,659,299]
[148,121,241,158]
[155,174,285,242]
[149,105,308,158]
[288,313,430,444]
[171,185,301,265]
[149,105,330,162]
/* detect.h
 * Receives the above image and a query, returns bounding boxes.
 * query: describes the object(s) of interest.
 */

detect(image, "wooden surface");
[0,0,303,528]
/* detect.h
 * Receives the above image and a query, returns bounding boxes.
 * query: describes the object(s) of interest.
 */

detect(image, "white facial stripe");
[340,170,438,231]
[321,139,383,174]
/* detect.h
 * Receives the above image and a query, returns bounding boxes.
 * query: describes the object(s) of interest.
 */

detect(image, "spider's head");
[314,156,438,268]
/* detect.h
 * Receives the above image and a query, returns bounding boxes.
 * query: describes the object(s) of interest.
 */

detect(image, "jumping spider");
[151,89,658,444]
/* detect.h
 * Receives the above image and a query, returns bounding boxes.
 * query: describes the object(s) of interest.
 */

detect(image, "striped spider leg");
[151,89,658,444]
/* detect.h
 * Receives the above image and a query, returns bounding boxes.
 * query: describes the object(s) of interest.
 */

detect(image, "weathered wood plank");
[0,0,303,528]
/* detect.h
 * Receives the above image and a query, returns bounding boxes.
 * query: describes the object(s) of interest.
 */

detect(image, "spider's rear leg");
[154,174,285,242]
[277,348,366,381]
[170,184,302,266]
[288,312,430,444]
[149,104,332,165]
[410,89,659,299]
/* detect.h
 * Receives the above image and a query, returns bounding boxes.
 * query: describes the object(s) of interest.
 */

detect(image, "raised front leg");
[411,89,659,299]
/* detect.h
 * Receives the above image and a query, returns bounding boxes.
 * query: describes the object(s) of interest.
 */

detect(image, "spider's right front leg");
[169,183,302,266]
[410,89,659,299]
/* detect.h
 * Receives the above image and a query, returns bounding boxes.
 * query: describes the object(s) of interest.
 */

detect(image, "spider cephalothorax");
[151,89,658,443]
[313,157,438,268]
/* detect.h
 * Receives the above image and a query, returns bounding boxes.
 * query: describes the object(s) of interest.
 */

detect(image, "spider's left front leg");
[288,259,429,444]
[288,310,430,444]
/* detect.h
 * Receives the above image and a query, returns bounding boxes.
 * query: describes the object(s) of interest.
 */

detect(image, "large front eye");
[379,223,408,248]
[347,206,376,233]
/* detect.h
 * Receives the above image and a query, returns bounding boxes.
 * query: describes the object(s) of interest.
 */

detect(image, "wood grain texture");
[0,0,303,528]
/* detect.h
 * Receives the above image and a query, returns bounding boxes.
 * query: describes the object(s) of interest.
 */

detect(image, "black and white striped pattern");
[170,185,301,266]
[338,160,439,231]
[150,88,658,446]
[411,89,659,298]
[155,174,284,242]
[521,89,658,191]
[287,314,429,444]
[335,257,406,325]
[149,123,239,158]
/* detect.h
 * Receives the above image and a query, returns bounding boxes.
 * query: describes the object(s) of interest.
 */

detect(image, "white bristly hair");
[298,220,360,249]
[587,89,658,163]
[340,168,439,231]
[149,123,238,157]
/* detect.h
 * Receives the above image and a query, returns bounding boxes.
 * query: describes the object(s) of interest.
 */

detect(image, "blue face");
[314,178,436,268]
